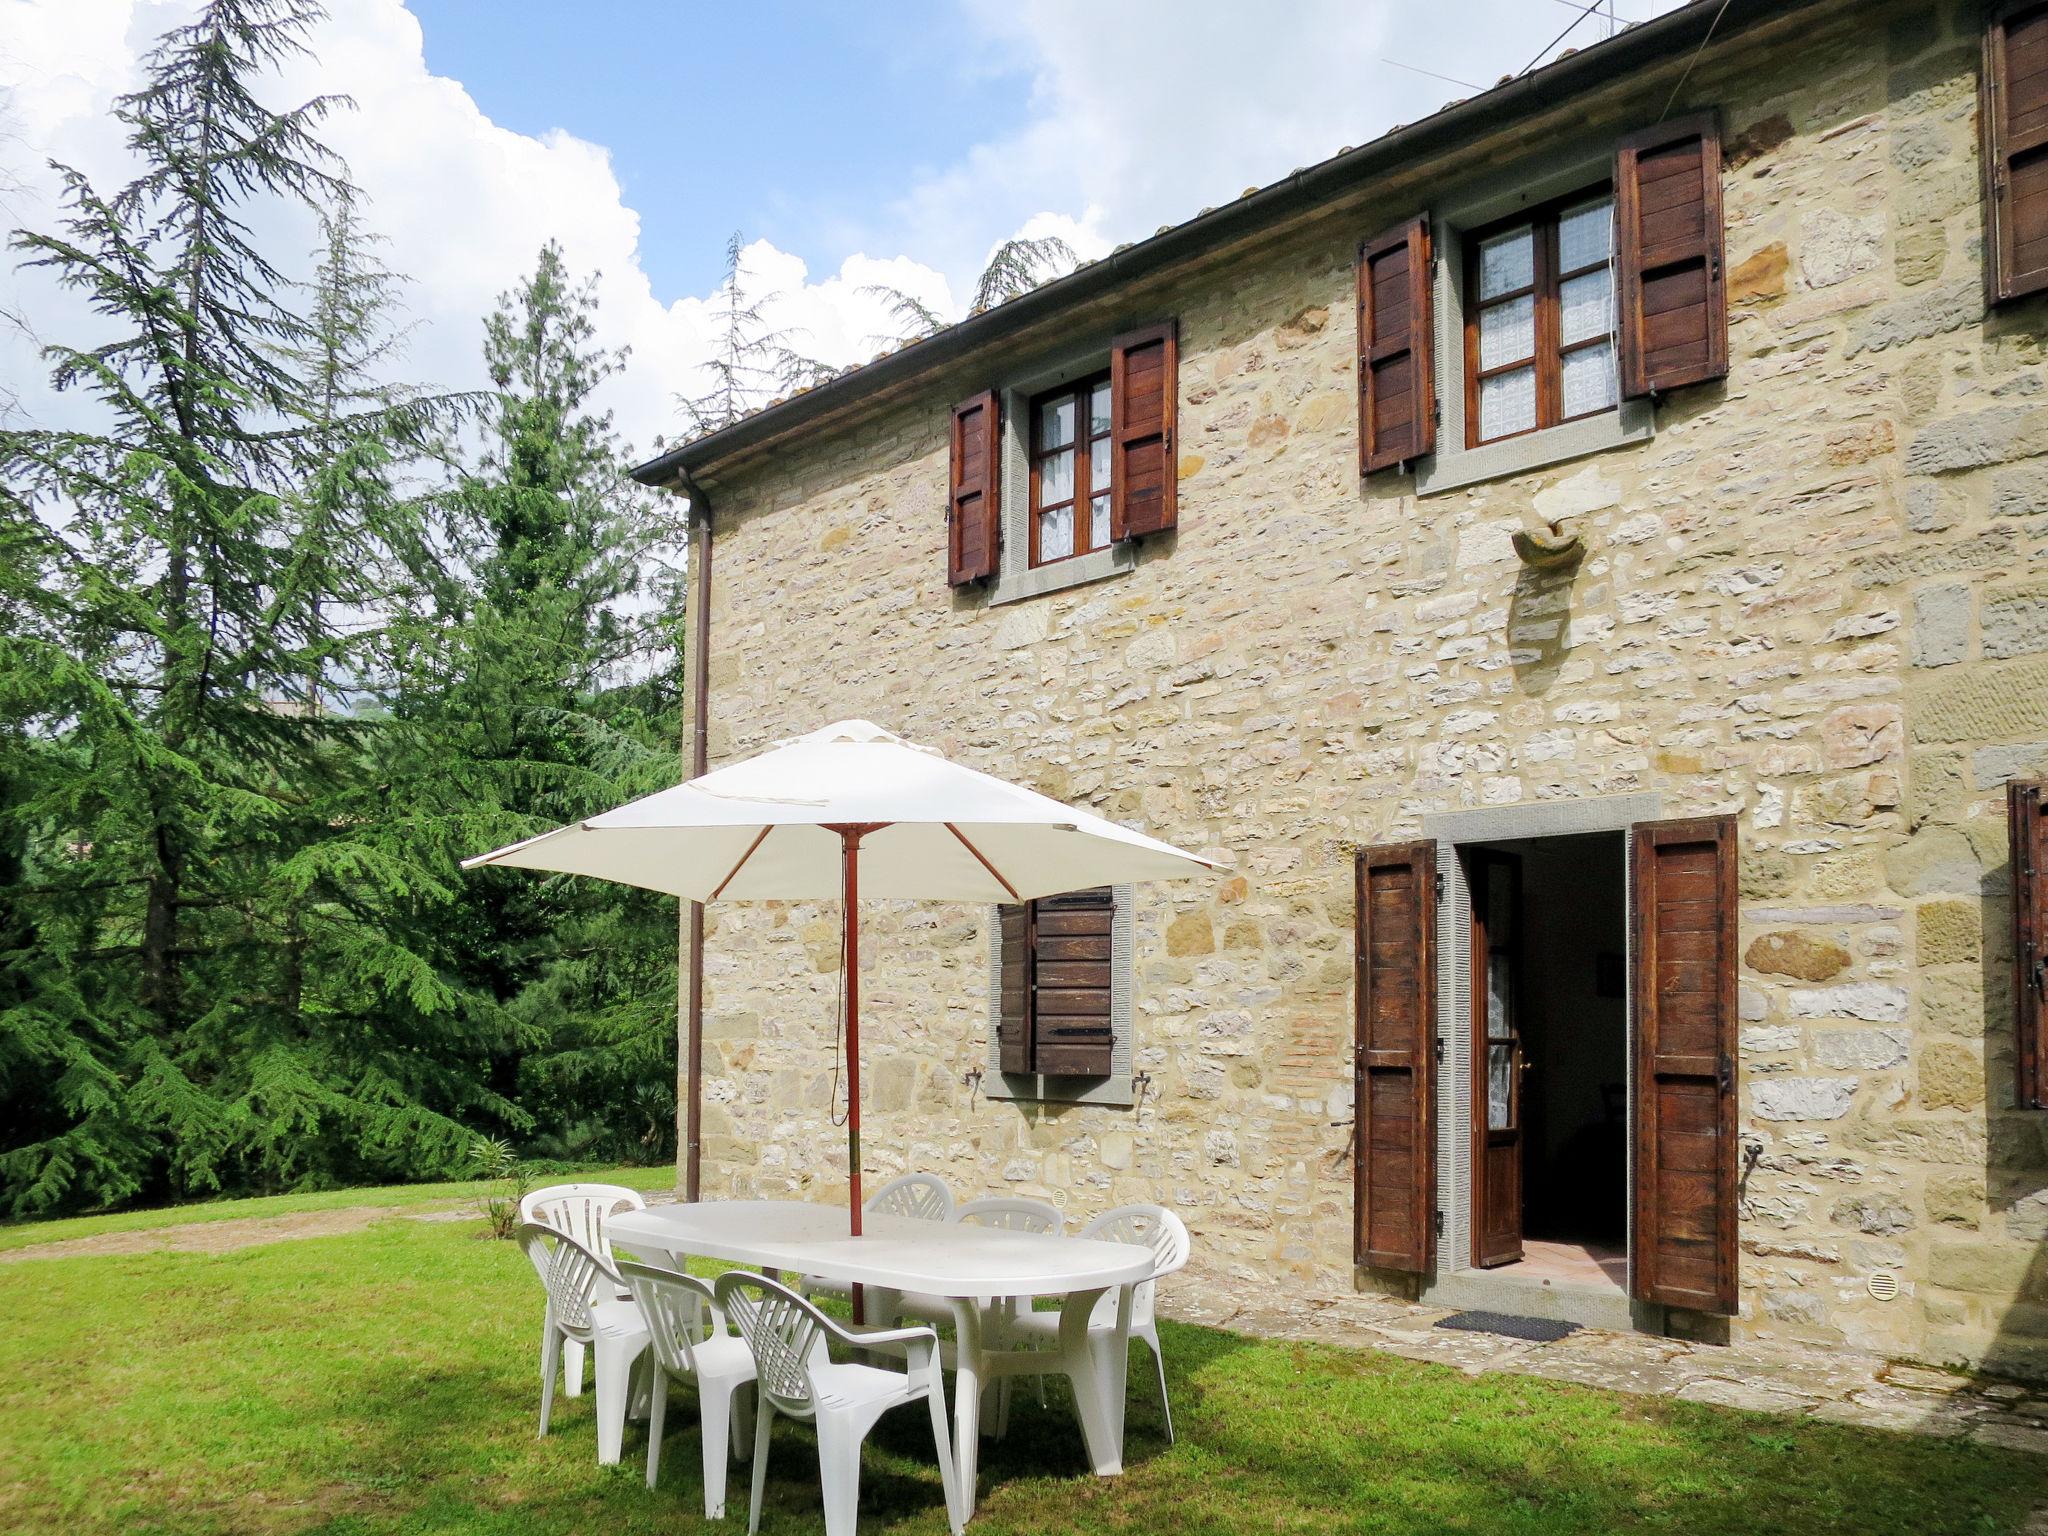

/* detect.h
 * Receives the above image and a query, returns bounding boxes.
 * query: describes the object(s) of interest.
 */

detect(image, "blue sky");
[2,0,1687,453]
[407,2,1030,299]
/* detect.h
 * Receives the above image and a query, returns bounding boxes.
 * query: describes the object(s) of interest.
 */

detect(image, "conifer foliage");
[0,0,681,1214]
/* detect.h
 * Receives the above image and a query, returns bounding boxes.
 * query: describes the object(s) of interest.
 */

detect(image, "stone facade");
[676,0,2048,1375]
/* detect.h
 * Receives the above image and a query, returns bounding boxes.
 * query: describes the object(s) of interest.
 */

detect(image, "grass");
[0,1189,2042,1535]
[0,1165,673,1253]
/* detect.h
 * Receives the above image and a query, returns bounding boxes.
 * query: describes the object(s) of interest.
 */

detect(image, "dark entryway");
[1462,833,1628,1279]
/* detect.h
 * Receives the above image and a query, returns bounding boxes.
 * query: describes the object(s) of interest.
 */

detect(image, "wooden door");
[1469,851,1524,1268]
[1354,841,1437,1272]
[1629,816,1739,1314]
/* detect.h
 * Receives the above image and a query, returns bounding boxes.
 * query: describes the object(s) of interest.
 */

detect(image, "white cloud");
[0,0,1689,460]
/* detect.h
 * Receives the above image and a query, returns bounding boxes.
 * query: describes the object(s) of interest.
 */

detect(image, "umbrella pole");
[840,826,863,1239]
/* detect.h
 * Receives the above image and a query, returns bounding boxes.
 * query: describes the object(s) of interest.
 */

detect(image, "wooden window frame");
[1463,185,1618,449]
[1027,371,1113,570]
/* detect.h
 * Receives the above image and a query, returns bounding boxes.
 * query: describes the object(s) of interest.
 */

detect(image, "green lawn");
[0,1166,673,1253]
[0,1193,2041,1535]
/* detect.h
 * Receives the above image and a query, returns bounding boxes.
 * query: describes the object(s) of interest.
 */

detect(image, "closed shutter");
[1616,113,1728,397]
[1984,1,2048,304]
[1354,841,1437,1272]
[1030,888,1115,1077]
[996,902,1031,1074]
[948,390,1000,585]
[1356,215,1435,473]
[1630,815,1738,1314]
[1108,321,1177,540]
[2013,782,2048,1110]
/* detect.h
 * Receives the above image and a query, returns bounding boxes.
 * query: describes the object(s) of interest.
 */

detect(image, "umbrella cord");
[827,910,850,1128]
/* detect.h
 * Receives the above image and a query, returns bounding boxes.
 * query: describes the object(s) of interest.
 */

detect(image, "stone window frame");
[1415,137,1655,497]
[985,347,1140,607]
[983,882,1136,1107]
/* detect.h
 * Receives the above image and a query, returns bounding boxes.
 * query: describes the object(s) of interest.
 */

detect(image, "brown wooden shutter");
[1356,215,1435,473]
[1616,113,1728,398]
[1354,840,1437,1272]
[1029,887,1115,1077]
[948,390,1000,585]
[996,902,1032,1074]
[1984,1,2048,305]
[2013,781,2048,1110]
[1108,321,1177,541]
[1630,815,1738,1314]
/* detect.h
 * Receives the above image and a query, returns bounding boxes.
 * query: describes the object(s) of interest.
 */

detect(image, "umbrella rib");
[710,826,773,900]
[944,822,1021,901]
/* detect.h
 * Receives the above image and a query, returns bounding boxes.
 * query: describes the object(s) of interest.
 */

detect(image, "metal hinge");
[1434,1210,1446,1237]
[1434,1037,1447,1064]
[1434,871,1446,899]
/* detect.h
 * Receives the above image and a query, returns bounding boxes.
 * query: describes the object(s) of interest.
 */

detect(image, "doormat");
[1433,1310,1580,1343]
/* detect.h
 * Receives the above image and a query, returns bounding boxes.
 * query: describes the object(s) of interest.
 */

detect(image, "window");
[1029,374,1113,567]
[1465,191,1619,446]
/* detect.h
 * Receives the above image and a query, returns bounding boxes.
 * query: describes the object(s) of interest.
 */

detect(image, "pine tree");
[678,231,832,436]
[384,242,683,1167]
[864,231,1077,345]
[0,0,477,1211]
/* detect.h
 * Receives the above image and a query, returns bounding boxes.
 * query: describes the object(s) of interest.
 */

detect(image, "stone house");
[633,0,2048,1376]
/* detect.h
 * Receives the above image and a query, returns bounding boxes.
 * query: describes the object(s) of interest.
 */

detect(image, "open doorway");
[1463,832,1628,1291]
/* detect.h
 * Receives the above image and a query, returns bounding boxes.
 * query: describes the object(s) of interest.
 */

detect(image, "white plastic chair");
[520,1182,646,1398]
[1005,1203,1190,1442]
[520,1221,652,1465]
[618,1260,759,1516]
[804,1173,953,1308]
[716,1270,963,1536]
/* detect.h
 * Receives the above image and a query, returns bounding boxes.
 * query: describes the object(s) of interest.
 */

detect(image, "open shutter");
[1356,215,1435,473]
[996,902,1032,1074]
[948,390,1000,585]
[1630,815,1738,1314]
[1108,321,1177,541]
[1616,113,1728,397]
[1984,2,2048,304]
[2014,782,2048,1110]
[1029,888,1115,1077]
[1354,840,1437,1272]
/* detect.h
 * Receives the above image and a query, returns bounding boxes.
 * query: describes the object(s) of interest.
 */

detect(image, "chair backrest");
[519,1183,646,1273]
[1082,1204,1191,1281]
[715,1270,829,1418]
[865,1172,953,1222]
[954,1195,1062,1235]
[521,1221,618,1338]
[619,1259,719,1379]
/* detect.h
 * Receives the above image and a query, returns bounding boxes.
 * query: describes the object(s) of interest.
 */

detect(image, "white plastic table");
[607,1199,1153,1519]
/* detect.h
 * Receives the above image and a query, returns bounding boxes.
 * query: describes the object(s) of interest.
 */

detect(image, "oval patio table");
[607,1198,1154,1521]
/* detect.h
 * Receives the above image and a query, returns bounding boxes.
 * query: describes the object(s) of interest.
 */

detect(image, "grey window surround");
[984,349,1138,608]
[1412,138,1653,498]
[983,882,1135,1107]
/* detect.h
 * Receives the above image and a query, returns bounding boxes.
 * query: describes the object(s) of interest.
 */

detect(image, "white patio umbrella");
[463,719,1214,1233]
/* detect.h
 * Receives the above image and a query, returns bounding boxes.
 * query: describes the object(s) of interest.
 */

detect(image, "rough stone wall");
[682,0,2048,1374]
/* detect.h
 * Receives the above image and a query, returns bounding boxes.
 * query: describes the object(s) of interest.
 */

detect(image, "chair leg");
[644,1374,669,1489]
[563,1336,587,1398]
[733,1382,755,1460]
[814,1412,865,1536]
[538,1327,561,1437]
[926,1381,964,1535]
[698,1377,734,1519]
[747,1395,775,1536]
[1144,1327,1174,1444]
[593,1336,638,1465]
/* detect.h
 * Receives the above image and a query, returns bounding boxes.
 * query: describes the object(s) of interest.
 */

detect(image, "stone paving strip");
[1163,1262,2048,1458]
